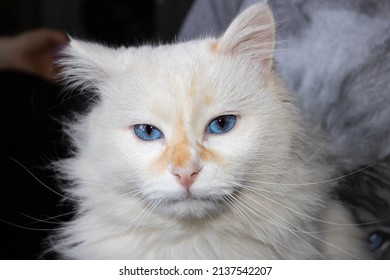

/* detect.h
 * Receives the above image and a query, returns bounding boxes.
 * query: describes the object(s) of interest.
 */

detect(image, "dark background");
[0,0,194,45]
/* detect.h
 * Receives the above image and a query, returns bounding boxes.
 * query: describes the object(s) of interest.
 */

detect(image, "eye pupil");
[218,118,226,129]
[207,115,236,134]
[146,125,153,135]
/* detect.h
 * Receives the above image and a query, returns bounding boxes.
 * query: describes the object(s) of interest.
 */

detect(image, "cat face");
[61,4,299,220]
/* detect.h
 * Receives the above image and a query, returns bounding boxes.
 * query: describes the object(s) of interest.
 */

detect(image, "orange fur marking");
[156,136,221,173]
[210,41,220,54]
[156,146,169,172]
[198,143,220,163]
[189,73,198,98]
[203,92,214,107]
[156,117,192,171]
[171,135,191,168]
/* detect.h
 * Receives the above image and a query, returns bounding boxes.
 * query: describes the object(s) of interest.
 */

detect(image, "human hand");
[0,28,69,83]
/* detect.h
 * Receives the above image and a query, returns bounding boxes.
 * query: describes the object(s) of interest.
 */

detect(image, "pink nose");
[172,164,202,190]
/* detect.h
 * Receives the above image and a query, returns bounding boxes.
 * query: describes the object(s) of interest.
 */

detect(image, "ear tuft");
[58,39,117,93]
[217,2,275,70]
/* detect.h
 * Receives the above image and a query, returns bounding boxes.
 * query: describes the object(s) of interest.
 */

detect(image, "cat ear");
[216,2,275,71]
[58,38,119,93]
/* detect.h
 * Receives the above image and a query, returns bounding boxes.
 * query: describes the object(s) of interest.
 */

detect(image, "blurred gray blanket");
[179,0,390,259]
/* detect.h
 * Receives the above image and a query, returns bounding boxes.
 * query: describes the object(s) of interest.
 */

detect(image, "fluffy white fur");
[51,3,370,259]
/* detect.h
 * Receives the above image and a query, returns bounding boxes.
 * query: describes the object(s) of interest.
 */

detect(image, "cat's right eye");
[134,124,164,141]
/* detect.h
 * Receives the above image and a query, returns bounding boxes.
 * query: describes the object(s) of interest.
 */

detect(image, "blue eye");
[368,231,388,252]
[207,115,236,134]
[134,124,163,141]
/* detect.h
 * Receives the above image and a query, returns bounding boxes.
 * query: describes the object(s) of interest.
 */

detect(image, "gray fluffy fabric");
[271,0,390,171]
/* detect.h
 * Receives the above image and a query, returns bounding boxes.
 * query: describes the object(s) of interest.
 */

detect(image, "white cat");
[50,2,370,259]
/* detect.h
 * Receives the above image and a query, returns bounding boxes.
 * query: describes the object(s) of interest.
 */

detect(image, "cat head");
[60,3,302,220]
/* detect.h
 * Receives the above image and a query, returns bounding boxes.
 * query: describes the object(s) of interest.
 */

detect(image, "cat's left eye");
[134,124,164,141]
[207,115,237,134]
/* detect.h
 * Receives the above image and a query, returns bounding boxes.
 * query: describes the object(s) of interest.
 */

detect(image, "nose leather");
[172,163,202,190]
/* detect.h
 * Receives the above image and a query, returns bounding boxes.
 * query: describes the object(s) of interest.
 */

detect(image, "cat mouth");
[157,190,237,217]
[164,191,230,204]
[157,195,229,219]
[145,187,240,219]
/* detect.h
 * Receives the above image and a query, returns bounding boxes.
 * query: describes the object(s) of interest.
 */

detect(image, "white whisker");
[220,195,278,259]
[20,211,76,226]
[229,189,325,259]
[242,136,328,176]
[9,157,79,202]
[233,186,361,259]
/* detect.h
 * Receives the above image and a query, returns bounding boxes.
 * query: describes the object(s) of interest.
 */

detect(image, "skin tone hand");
[0,28,69,83]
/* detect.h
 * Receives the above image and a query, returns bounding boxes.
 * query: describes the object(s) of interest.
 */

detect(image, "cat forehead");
[131,40,217,78]
[108,39,264,108]
[89,34,274,126]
